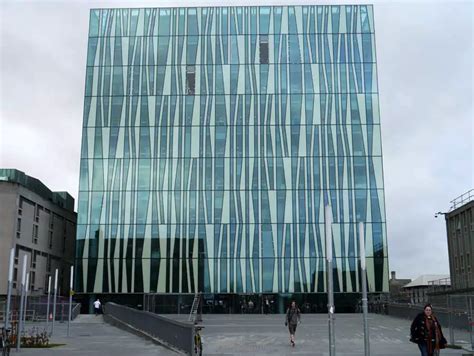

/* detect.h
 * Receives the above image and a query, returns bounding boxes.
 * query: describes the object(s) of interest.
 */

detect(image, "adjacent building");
[0,169,77,297]
[76,5,388,310]
[388,271,411,302]
[403,274,450,304]
[445,190,474,291]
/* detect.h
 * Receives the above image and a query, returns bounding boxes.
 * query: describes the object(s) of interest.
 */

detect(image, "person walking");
[285,301,301,347]
[264,297,270,314]
[248,300,254,314]
[410,303,447,356]
[93,299,102,316]
[240,299,247,314]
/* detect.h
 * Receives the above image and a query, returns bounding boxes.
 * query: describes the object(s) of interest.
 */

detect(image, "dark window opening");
[32,225,38,244]
[259,36,269,64]
[186,66,196,95]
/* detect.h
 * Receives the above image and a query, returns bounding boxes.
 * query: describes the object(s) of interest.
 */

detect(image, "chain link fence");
[378,294,474,350]
[429,294,474,349]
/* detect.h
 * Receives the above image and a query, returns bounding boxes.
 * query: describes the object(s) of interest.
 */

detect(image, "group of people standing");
[240,297,274,314]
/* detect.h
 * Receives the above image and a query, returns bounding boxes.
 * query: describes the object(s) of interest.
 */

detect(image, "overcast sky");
[0,0,472,280]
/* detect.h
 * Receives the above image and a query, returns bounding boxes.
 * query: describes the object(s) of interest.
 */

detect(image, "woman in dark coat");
[285,301,301,347]
[410,304,447,356]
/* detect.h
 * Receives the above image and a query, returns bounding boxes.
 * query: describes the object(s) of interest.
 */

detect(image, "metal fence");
[104,302,194,355]
[1,295,81,322]
[379,294,474,349]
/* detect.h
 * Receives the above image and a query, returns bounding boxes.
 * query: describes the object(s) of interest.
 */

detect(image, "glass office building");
[76,5,388,310]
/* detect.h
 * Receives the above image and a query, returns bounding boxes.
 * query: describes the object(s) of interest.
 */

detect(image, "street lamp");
[434,211,447,218]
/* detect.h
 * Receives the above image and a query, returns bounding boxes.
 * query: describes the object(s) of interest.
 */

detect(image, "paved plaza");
[171,313,473,356]
[9,313,474,355]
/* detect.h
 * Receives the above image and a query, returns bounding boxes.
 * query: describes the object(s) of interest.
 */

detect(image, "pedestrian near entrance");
[285,301,301,347]
[248,300,254,313]
[264,297,270,314]
[93,299,102,315]
[410,304,447,356]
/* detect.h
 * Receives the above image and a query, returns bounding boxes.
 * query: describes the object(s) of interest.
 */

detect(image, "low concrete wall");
[104,302,194,355]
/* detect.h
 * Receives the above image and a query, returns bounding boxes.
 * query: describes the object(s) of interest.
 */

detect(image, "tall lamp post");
[22,272,30,332]
[4,248,14,330]
[16,255,28,351]
[51,269,58,336]
[325,205,335,356]
[67,266,74,337]
[359,222,370,356]
[46,275,52,333]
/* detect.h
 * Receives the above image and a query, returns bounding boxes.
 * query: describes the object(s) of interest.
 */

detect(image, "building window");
[259,36,269,64]
[49,231,53,249]
[32,225,38,244]
[18,208,22,216]
[30,271,35,291]
[34,205,40,223]
[13,268,18,289]
[17,218,21,232]
[186,66,195,95]
[32,251,37,269]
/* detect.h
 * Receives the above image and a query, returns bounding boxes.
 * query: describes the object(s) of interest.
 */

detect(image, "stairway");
[188,293,202,323]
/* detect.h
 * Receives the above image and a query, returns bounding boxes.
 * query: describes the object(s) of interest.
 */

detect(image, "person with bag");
[410,303,447,356]
[285,301,301,347]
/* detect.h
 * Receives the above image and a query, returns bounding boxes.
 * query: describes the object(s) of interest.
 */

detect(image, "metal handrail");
[450,189,474,211]
[71,303,81,320]
[428,277,451,286]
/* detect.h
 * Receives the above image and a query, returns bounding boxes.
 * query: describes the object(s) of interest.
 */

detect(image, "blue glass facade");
[76,5,388,297]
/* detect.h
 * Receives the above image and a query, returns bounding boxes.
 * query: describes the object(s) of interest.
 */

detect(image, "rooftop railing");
[449,189,474,211]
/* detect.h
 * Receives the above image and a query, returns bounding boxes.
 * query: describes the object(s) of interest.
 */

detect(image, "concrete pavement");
[170,313,473,355]
[10,313,474,355]
[13,315,177,355]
